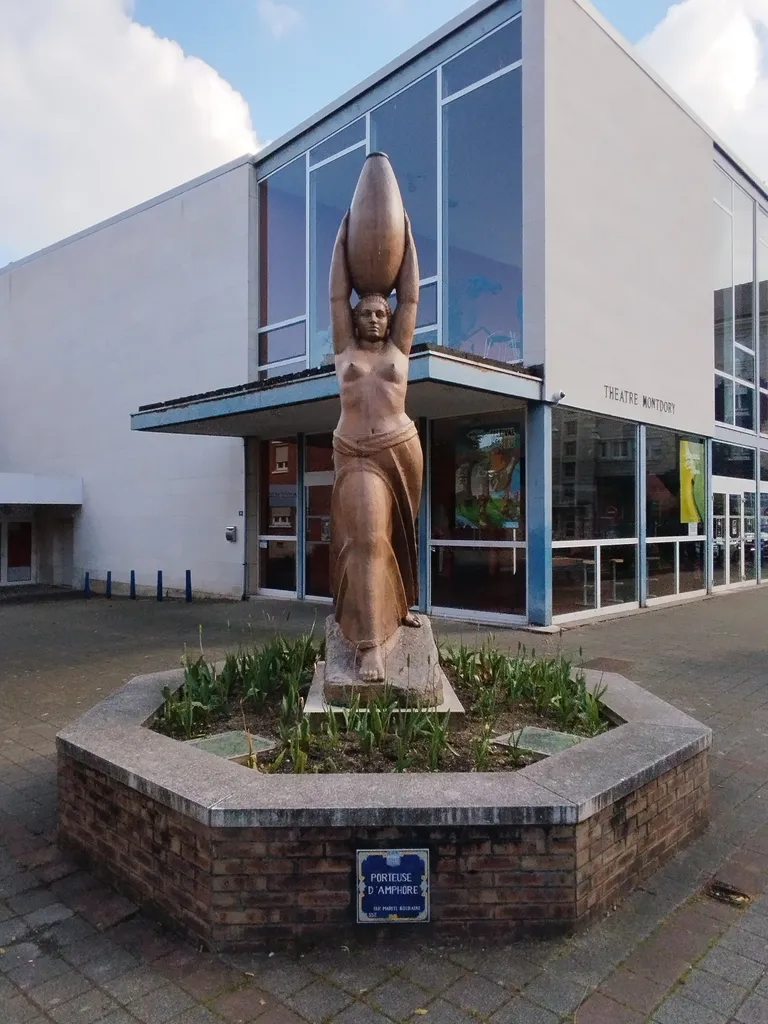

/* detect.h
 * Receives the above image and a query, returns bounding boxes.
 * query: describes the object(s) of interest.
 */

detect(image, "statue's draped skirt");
[330,421,422,649]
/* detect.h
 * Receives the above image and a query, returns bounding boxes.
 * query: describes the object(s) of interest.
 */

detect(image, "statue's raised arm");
[391,214,419,356]
[329,212,354,354]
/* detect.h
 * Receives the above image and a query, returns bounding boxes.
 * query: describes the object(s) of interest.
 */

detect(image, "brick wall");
[58,750,708,950]
[575,750,709,921]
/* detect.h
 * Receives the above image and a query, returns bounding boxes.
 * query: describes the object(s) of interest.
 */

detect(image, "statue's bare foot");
[402,612,422,628]
[359,647,385,682]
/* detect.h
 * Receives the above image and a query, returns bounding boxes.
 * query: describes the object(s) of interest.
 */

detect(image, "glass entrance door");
[713,489,757,586]
[304,434,334,599]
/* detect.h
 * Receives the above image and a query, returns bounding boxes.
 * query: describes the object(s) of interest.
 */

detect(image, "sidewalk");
[1,591,767,1022]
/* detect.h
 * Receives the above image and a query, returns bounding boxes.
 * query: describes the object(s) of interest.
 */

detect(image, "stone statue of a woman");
[328,206,423,683]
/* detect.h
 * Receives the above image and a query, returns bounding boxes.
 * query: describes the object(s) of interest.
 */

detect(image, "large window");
[256,12,524,379]
[258,439,298,592]
[309,146,366,367]
[258,158,306,379]
[304,434,334,599]
[646,427,706,600]
[712,441,757,588]
[371,75,437,281]
[430,411,526,616]
[714,166,756,430]
[552,410,637,616]
[443,54,522,364]
[759,210,768,431]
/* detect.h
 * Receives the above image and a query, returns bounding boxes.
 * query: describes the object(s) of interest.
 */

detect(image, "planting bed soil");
[151,632,612,774]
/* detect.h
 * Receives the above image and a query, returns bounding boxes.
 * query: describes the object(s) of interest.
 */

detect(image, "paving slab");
[3,593,768,1024]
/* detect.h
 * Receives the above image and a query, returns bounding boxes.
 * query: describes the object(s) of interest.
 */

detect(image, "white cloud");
[639,0,768,182]
[257,0,303,39]
[0,0,259,263]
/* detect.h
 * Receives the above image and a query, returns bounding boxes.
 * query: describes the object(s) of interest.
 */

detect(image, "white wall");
[0,162,253,596]
[524,0,715,436]
[0,472,83,505]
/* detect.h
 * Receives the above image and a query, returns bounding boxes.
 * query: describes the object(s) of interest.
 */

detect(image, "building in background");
[3,0,768,625]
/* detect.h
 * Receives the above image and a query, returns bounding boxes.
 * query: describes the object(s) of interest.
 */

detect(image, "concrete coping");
[56,665,711,829]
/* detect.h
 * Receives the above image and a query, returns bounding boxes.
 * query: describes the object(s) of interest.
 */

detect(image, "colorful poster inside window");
[680,440,705,524]
[454,426,521,529]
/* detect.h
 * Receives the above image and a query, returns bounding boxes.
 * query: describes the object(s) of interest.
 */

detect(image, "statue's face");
[354,297,389,342]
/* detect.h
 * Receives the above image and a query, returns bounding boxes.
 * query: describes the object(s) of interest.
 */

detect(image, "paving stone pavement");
[1,590,768,1023]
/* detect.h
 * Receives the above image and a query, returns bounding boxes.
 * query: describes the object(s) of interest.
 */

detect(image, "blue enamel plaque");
[356,848,430,924]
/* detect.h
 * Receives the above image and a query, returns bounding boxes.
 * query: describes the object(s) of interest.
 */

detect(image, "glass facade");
[247,20,768,623]
[712,441,758,587]
[646,427,706,600]
[256,12,523,379]
[430,411,526,617]
[714,165,761,431]
[551,409,637,616]
[257,158,306,378]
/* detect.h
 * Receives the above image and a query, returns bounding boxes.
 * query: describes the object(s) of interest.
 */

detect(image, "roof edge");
[0,154,257,277]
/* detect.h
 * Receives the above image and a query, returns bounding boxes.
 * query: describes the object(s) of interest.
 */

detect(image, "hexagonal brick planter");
[57,667,710,950]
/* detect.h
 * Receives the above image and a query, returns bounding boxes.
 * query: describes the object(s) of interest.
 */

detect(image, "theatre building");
[2,0,768,625]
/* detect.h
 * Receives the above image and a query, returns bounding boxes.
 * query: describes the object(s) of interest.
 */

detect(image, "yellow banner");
[680,440,704,523]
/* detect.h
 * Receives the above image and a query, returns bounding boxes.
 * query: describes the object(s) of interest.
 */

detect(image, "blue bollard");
[157,570,163,602]
[129,570,136,600]
[84,572,90,598]
[185,570,192,603]
[105,571,112,599]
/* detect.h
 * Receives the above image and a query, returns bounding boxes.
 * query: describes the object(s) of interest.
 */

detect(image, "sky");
[2,0,768,266]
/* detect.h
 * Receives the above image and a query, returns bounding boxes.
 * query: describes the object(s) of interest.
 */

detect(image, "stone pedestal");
[321,614,446,706]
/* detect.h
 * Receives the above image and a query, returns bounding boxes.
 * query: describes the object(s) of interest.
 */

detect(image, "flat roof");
[131,345,543,438]
[3,0,767,275]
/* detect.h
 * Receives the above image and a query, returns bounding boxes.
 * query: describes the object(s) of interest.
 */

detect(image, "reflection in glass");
[259,158,306,327]
[714,165,732,210]
[760,487,768,577]
[443,68,522,363]
[371,75,437,278]
[259,541,296,591]
[713,202,734,375]
[430,413,526,542]
[646,427,706,538]
[713,492,726,587]
[258,322,305,366]
[734,188,755,351]
[430,546,525,615]
[552,547,596,615]
[304,434,334,598]
[712,442,756,479]
[552,409,636,541]
[735,346,755,383]
[417,282,438,328]
[309,119,365,166]
[715,375,734,425]
[258,360,304,381]
[744,490,757,581]
[759,212,768,389]
[259,439,297,536]
[310,147,365,366]
[600,545,637,606]
[679,541,705,593]
[735,383,755,431]
[729,491,744,584]
[647,543,675,598]
[442,18,521,97]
